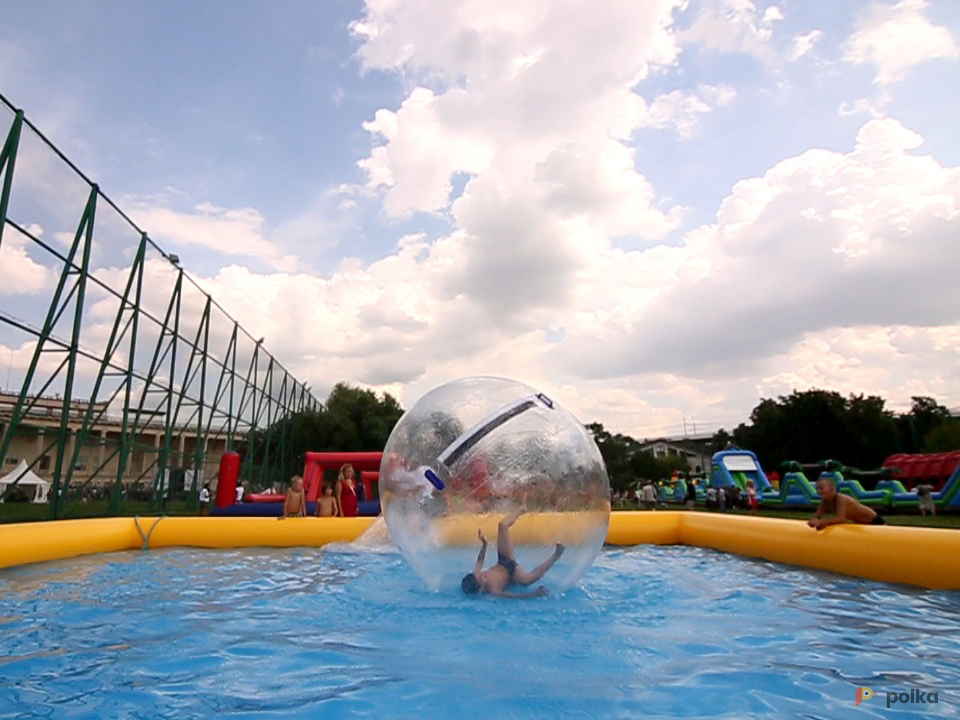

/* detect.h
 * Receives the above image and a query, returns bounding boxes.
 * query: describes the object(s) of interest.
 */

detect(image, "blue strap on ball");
[424,468,445,491]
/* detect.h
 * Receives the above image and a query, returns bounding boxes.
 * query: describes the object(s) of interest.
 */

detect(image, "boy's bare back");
[809,476,880,529]
[833,493,877,524]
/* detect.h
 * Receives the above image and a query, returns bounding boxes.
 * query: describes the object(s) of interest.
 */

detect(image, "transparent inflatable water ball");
[379,377,610,593]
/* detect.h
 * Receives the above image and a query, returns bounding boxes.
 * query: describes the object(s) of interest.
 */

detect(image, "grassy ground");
[613,503,960,529]
[0,500,200,524]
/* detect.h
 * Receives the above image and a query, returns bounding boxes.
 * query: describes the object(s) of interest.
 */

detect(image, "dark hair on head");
[817,473,837,486]
[461,573,480,594]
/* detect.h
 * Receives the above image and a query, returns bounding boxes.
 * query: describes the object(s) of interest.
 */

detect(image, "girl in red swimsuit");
[336,463,358,517]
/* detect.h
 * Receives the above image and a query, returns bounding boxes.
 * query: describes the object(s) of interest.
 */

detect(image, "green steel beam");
[190,296,210,508]
[152,269,183,510]
[168,295,211,508]
[111,234,148,514]
[0,109,24,251]
[259,357,275,484]
[170,295,210,433]
[201,322,236,452]
[225,322,238,451]
[237,340,260,485]
[51,187,97,518]
[0,186,97,515]
[62,227,148,511]
[117,264,183,512]
[277,370,291,479]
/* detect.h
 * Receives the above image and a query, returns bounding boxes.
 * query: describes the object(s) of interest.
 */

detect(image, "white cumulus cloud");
[844,0,959,84]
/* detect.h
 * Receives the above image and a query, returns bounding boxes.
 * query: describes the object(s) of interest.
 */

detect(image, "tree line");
[243,382,404,485]
[247,383,958,493]
[727,392,958,472]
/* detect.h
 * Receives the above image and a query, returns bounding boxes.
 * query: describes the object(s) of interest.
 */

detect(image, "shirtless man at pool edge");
[808,473,884,529]
[461,509,564,598]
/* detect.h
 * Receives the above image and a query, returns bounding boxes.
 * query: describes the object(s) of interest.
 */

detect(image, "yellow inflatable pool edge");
[0,518,141,570]
[1,512,958,590]
[677,513,960,590]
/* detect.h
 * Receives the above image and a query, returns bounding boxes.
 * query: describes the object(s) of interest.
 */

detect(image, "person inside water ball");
[461,509,564,599]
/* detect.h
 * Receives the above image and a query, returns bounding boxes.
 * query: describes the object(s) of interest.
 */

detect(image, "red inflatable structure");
[243,493,286,503]
[883,450,960,491]
[360,471,379,502]
[302,452,383,501]
[215,452,240,508]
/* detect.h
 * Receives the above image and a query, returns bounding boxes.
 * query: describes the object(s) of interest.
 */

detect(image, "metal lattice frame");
[0,94,320,518]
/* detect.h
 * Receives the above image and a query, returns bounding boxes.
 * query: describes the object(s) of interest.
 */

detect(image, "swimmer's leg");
[497,509,524,559]
[513,544,565,586]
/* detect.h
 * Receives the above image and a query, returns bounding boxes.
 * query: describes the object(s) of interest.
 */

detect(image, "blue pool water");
[1,544,959,719]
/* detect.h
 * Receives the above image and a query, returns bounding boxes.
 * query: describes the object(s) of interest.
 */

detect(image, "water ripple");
[0,545,958,718]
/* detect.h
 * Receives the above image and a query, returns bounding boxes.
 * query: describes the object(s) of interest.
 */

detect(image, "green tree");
[844,393,896,467]
[924,419,960,453]
[709,428,733,454]
[905,396,952,452]
[246,382,406,487]
[732,389,897,470]
[586,422,638,492]
[321,382,405,451]
[627,451,688,483]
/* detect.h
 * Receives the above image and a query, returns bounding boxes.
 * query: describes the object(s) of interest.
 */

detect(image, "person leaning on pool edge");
[808,473,884,529]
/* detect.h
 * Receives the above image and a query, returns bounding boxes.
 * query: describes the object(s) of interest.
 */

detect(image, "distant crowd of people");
[616,478,759,514]
[619,473,909,528]
[702,480,758,513]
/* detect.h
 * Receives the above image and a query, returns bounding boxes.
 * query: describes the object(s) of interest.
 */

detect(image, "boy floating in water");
[808,473,884,529]
[461,509,564,598]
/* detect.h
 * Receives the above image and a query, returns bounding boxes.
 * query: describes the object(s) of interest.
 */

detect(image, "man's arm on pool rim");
[814,498,849,529]
[807,499,826,526]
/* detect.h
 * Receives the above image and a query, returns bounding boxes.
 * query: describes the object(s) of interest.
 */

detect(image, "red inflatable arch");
[302,452,383,502]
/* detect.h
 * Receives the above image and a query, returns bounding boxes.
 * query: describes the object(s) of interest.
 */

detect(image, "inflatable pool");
[2,512,958,589]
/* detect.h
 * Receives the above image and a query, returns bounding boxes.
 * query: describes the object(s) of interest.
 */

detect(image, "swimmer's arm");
[473,531,487,575]
[807,500,827,527]
[335,480,343,517]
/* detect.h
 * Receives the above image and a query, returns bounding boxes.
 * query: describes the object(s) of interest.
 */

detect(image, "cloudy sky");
[0,0,958,438]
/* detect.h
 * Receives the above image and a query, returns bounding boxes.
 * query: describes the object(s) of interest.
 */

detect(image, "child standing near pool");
[461,508,564,599]
[279,475,307,519]
[315,483,337,517]
[916,483,936,517]
[808,474,883,529]
[746,479,758,514]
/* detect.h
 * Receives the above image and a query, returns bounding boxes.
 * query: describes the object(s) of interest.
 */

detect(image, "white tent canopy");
[0,460,51,503]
